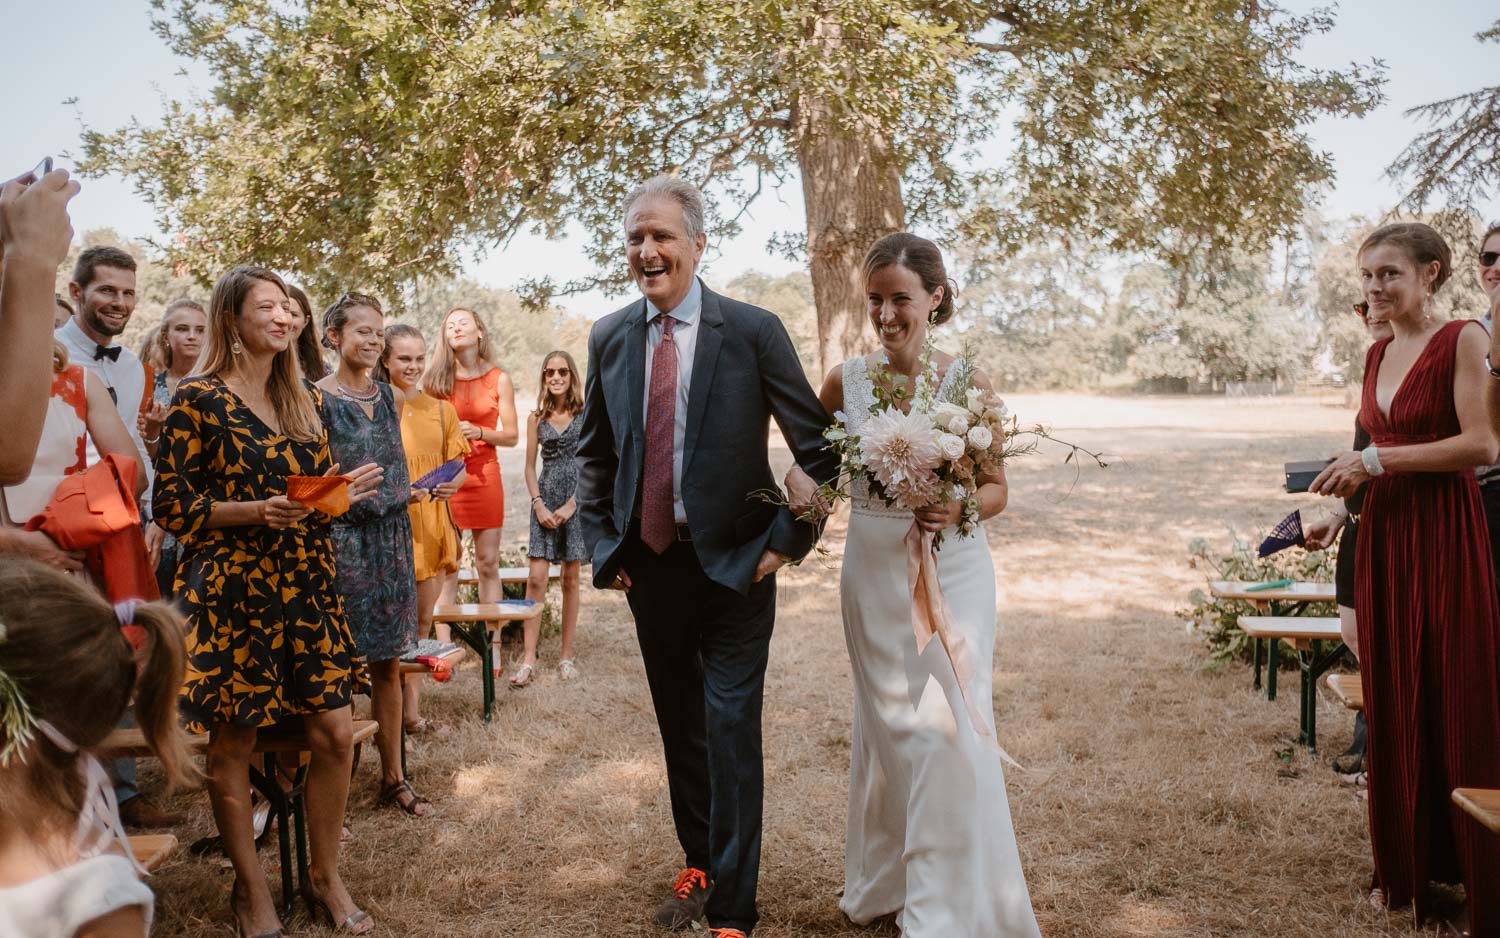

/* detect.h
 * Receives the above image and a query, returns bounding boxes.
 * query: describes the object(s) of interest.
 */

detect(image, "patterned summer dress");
[320,383,419,664]
[154,376,366,733]
[151,371,181,596]
[528,412,587,562]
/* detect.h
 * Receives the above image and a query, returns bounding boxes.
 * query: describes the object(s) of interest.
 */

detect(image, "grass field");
[142,392,1435,937]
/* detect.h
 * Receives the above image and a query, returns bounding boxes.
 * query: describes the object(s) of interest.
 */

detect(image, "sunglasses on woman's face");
[544,367,570,378]
[1352,301,1370,317]
[1481,251,1500,268]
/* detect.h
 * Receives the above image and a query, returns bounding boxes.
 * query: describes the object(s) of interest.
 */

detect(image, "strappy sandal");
[377,778,431,817]
[402,717,451,737]
[303,888,375,934]
[508,662,534,688]
[558,659,579,681]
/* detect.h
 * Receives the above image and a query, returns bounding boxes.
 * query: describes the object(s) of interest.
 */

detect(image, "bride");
[787,233,1041,936]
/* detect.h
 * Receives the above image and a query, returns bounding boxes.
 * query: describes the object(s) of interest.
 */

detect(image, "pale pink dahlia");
[858,408,942,508]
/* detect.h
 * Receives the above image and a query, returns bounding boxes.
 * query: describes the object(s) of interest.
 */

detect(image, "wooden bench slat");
[102,719,379,759]
[1236,616,1343,642]
[431,601,544,623]
[456,565,561,586]
[1209,580,1337,604]
[128,834,177,873]
[1325,673,1363,711]
[1454,788,1500,835]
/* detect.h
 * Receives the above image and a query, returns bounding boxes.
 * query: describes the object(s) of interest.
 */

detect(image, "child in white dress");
[0,559,194,937]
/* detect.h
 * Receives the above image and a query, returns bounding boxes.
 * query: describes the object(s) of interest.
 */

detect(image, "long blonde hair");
[197,265,322,442]
[423,306,494,399]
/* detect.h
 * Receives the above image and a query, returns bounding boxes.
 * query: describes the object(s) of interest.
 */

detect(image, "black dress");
[1335,419,1371,608]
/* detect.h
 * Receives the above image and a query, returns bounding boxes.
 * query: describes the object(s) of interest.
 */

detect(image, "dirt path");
[148,394,1417,937]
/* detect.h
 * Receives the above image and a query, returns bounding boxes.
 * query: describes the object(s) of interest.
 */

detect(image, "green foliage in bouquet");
[1179,529,1336,666]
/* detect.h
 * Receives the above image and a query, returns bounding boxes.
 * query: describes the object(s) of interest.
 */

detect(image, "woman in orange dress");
[425,308,517,640]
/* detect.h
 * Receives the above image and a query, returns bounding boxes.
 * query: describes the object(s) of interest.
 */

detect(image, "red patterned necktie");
[641,315,678,553]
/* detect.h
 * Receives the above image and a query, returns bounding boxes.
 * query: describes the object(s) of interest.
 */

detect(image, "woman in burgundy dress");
[1314,222,1500,936]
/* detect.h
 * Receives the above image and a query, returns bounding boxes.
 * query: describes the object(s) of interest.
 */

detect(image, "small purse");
[1283,459,1333,494]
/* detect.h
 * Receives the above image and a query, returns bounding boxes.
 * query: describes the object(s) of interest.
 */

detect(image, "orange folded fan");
[286,475,353,517]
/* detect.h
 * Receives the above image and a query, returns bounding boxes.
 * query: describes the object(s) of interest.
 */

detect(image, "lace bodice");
[841,354,966,516]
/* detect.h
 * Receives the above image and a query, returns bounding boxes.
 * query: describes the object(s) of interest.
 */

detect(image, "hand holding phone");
[4,157,54,190]
[0,157,79,269]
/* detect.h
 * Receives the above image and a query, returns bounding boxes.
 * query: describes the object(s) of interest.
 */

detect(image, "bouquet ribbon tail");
[904,522,1022,771]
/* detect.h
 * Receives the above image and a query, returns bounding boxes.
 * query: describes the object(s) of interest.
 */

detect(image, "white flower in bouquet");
[931,402,969,435]
[966,424,993,450]
[965,387,986,416]
[936,432,967,461]
[859,408,943,508]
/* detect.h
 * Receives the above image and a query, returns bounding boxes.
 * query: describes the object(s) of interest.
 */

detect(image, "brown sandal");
[378,778,431,817]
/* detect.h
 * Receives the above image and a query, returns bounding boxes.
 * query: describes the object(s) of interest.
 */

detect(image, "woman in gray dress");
[513,350,587,687]
[316,292,427,816]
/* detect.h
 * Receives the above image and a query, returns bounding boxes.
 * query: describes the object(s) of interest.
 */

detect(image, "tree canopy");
[83,0,1381,371]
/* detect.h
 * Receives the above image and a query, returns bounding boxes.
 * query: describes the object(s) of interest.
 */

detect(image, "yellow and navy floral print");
[152,375,367,733]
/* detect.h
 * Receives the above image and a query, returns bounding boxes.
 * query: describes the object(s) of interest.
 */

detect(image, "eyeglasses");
[1352,301,1369,318]
[544,367,570,378]
[1481,251,1500,268]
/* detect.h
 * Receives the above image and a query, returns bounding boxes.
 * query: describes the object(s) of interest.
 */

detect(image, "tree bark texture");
[794,16,908,376]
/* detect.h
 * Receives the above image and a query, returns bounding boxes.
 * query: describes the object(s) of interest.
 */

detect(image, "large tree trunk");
[794,17,907,376]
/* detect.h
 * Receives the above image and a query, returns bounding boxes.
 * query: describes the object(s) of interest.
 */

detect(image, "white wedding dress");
[838,355,1041,937]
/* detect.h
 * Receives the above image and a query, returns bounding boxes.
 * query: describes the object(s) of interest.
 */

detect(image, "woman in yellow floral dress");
[153,266,382,938]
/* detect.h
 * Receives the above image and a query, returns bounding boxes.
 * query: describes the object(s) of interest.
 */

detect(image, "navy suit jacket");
[576,283,839,594]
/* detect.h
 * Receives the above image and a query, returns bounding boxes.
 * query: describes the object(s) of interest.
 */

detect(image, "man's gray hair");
[623,174,706,240]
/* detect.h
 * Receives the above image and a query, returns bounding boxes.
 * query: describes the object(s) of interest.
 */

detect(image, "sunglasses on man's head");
[544,367,570,378]
[1481,251,1500,268]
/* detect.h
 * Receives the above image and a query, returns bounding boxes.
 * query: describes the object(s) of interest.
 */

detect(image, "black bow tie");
[93,344,121,362]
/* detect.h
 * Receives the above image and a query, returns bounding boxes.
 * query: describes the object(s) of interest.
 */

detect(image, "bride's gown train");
[838,355,1041,937]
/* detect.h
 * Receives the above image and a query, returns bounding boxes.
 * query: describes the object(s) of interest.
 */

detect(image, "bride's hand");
[913,500,962,533]
[784,465,828,519]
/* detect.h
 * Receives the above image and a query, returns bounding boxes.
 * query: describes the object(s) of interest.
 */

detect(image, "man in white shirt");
[56,244,180,829]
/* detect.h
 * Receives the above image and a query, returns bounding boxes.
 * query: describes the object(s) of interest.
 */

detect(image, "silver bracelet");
[1360,445,1385,477]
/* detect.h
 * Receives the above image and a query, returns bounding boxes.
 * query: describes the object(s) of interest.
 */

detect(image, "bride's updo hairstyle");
[863,232,958,326]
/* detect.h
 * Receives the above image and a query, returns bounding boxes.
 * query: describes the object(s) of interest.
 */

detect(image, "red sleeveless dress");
[1356,320,1500,934]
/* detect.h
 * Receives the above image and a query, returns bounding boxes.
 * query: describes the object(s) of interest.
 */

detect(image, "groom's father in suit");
[577,176,838,937]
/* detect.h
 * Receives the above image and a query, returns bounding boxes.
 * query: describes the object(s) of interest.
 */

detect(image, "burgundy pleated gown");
[1356,320,1500,935]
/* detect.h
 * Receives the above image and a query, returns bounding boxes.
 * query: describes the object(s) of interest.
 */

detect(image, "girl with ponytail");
[0,558,195,938]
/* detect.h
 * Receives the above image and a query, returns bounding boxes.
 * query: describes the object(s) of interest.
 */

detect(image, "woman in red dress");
[425,308,517,622]
[1314,222,1500,936]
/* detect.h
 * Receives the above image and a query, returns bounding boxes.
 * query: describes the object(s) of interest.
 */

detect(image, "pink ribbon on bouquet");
[903,522,1021,769]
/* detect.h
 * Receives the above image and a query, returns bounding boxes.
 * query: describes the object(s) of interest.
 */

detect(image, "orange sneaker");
[652,867,712,930]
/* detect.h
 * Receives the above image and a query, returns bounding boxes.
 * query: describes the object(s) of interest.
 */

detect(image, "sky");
[3,1,1497,317]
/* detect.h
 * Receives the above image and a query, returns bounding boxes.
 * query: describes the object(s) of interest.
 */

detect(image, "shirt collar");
[59,316,119,355]
[645,276,703,327]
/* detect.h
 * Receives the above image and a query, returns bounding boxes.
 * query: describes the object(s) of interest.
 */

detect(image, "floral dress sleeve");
[151,379,215,545]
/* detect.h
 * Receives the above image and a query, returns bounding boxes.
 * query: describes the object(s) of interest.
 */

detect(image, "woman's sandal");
[378,778,431,817]
[558,659,579,682]
[508,662,534,688]
[303,888,375,934]
[403,718,451,737]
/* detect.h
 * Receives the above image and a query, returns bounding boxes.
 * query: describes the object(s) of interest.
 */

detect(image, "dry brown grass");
[141,393,1429,937]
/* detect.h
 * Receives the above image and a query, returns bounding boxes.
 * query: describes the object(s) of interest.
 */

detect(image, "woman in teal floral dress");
[153,266,380,937]
[316,292,426,816]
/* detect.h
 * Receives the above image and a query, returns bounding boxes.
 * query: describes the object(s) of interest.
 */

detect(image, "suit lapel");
[625,300,647,447]
[682,286,724,475]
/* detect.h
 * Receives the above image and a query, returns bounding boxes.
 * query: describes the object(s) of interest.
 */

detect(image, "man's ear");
[69,281,83,304]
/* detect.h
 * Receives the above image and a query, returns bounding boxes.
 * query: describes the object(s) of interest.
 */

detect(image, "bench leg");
[1267,639,1280,702]
[250,753,298,919]
[447,621,495,723]
[1252,637,1263,692]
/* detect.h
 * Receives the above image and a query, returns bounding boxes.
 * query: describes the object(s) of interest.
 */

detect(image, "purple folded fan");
[1257,510,1305,558]
[412,458,466,492]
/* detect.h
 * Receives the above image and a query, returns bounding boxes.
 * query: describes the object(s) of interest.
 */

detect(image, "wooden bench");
[103,720,379,916]
[397,644,466,776]
[128,834,178,873]
[1325,673,1363,711]
[431,601,545,722]
[1237,616,1347,752]
[1208,580,1337,695]
[455,565,560,589]
[1453,788,1500,836]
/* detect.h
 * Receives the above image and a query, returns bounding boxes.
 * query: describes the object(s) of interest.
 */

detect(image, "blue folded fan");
[1257,510,1305,558]
[411,458,466,493]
